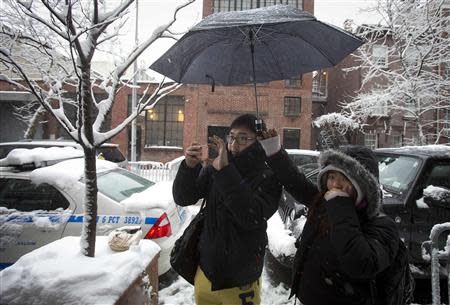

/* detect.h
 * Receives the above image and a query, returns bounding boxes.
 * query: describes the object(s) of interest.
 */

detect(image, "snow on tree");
[0,0,195,257]
[342,0,450,145]
[313,112,359,149]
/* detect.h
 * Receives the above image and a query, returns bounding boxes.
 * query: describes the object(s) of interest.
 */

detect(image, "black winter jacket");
[173,142,281,291]
[267,149,399,305]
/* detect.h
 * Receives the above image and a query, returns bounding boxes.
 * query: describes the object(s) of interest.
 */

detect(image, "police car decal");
[3,214,158,225]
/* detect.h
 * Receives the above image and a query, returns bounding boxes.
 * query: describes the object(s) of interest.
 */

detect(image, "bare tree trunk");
[417,121,425,146]
[83,147,98,257]
[80,66,98,257]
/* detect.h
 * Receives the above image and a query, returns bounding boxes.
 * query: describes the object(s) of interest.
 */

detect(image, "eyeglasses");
[226,134,255,145]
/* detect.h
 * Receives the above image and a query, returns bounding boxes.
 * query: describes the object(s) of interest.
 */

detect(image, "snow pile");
[423,185,450,202]
[0,147,83,167]
[0,236,160,305]
[267,212,297,258]
[385,145,450,157]
[121,181,174,211]
[30,158,117,191]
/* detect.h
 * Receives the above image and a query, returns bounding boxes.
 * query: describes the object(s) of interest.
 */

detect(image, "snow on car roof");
[286,149,320,156]
[0,140,118,148]
[0,147,83,168]
[30,158,117,192]
[376,145,450,158]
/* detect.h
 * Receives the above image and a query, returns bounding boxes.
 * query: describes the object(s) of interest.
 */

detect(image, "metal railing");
[128,161,178,182]
[421,222,450,305]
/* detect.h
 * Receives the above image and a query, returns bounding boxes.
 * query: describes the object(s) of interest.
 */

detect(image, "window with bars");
[145,96,184,147]
[213,0,303,12]
[364,133,377,149]
[284,96,301,116]
[283,128,300,149]
[372,45,388,68]
[284,75,302,88]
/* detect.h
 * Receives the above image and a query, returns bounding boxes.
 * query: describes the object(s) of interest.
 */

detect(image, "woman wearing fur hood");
[259,130,399,305]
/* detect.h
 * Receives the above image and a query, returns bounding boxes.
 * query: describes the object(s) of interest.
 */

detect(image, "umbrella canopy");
[150,5,364,86]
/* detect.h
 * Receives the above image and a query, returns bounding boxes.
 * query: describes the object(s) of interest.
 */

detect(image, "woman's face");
[326,170,356,200]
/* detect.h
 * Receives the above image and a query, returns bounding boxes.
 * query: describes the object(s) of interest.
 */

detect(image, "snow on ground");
[159,270,294,305]
[0,236,160,305]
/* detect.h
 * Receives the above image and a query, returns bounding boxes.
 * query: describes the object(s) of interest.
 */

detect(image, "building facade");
[323,20,450,149]
[0,0,317,163]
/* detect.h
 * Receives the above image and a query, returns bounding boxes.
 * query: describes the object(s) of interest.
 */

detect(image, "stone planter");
[115,252,160,305]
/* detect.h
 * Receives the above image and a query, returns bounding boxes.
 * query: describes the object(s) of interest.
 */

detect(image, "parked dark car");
[265,145,450,300]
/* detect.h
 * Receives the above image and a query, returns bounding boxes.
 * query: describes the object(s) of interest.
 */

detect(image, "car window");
[378,155,421,193]
[0,145,15,159]
[0,178,70,211]
[97,169,154,202]
[425,163,450,189]
[97,147,125,163]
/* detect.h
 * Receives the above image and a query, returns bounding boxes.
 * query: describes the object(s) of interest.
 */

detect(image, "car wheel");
[159,268,180,290]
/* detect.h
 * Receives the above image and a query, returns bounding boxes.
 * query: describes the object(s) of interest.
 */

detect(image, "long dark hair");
[307,190,331,237]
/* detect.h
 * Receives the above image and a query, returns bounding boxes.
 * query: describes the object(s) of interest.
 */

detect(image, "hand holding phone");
[201,144,209,160]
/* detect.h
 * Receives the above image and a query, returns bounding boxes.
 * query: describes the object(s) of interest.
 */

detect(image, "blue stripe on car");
[4,215,158,225]
[0,263,13,269]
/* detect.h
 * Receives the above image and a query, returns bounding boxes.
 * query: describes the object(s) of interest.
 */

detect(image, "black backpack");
[373,238,415,305]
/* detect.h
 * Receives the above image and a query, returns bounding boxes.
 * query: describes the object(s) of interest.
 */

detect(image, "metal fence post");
[424,223,450,305]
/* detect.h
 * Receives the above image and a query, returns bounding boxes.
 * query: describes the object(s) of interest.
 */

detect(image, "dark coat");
[267,148,399,305]
[172,142,281,291]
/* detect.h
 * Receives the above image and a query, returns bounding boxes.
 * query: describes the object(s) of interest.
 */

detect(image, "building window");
[364,133,377,149]
[283,128,300,149]
[284,97,301,116]
[391,134,402,147]
[443,108,450,136]
[145,96,184,147]
[443,62,450,80]
[404,99,416,118]
[312,70,327,97]
[214,0,303,12]
[371,101,388,116]
[372,45,388,68]
[284,75,302,88]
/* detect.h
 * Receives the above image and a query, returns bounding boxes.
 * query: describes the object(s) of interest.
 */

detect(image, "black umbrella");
[150,5,364,130]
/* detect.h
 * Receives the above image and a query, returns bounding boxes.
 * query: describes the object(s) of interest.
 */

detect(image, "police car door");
[0,178,76,268]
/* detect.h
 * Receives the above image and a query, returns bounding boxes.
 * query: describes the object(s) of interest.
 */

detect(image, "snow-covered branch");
[346,0,450,145]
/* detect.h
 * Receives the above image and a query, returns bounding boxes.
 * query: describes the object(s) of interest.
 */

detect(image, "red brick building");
[1,0,317,163]
[126,0,316,162]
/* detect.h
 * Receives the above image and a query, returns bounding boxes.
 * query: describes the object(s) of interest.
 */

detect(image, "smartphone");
[201,145,209,160]
[207,137,219,159]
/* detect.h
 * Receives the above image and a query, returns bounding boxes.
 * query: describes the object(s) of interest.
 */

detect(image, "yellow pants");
[194,267,261,305]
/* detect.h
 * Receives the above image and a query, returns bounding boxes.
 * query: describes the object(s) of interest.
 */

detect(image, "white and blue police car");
[0,147,190,276]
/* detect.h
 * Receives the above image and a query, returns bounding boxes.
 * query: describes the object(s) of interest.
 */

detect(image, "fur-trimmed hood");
[317,147,381,219]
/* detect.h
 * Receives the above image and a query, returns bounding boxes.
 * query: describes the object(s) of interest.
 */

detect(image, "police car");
[0,147,190,276]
